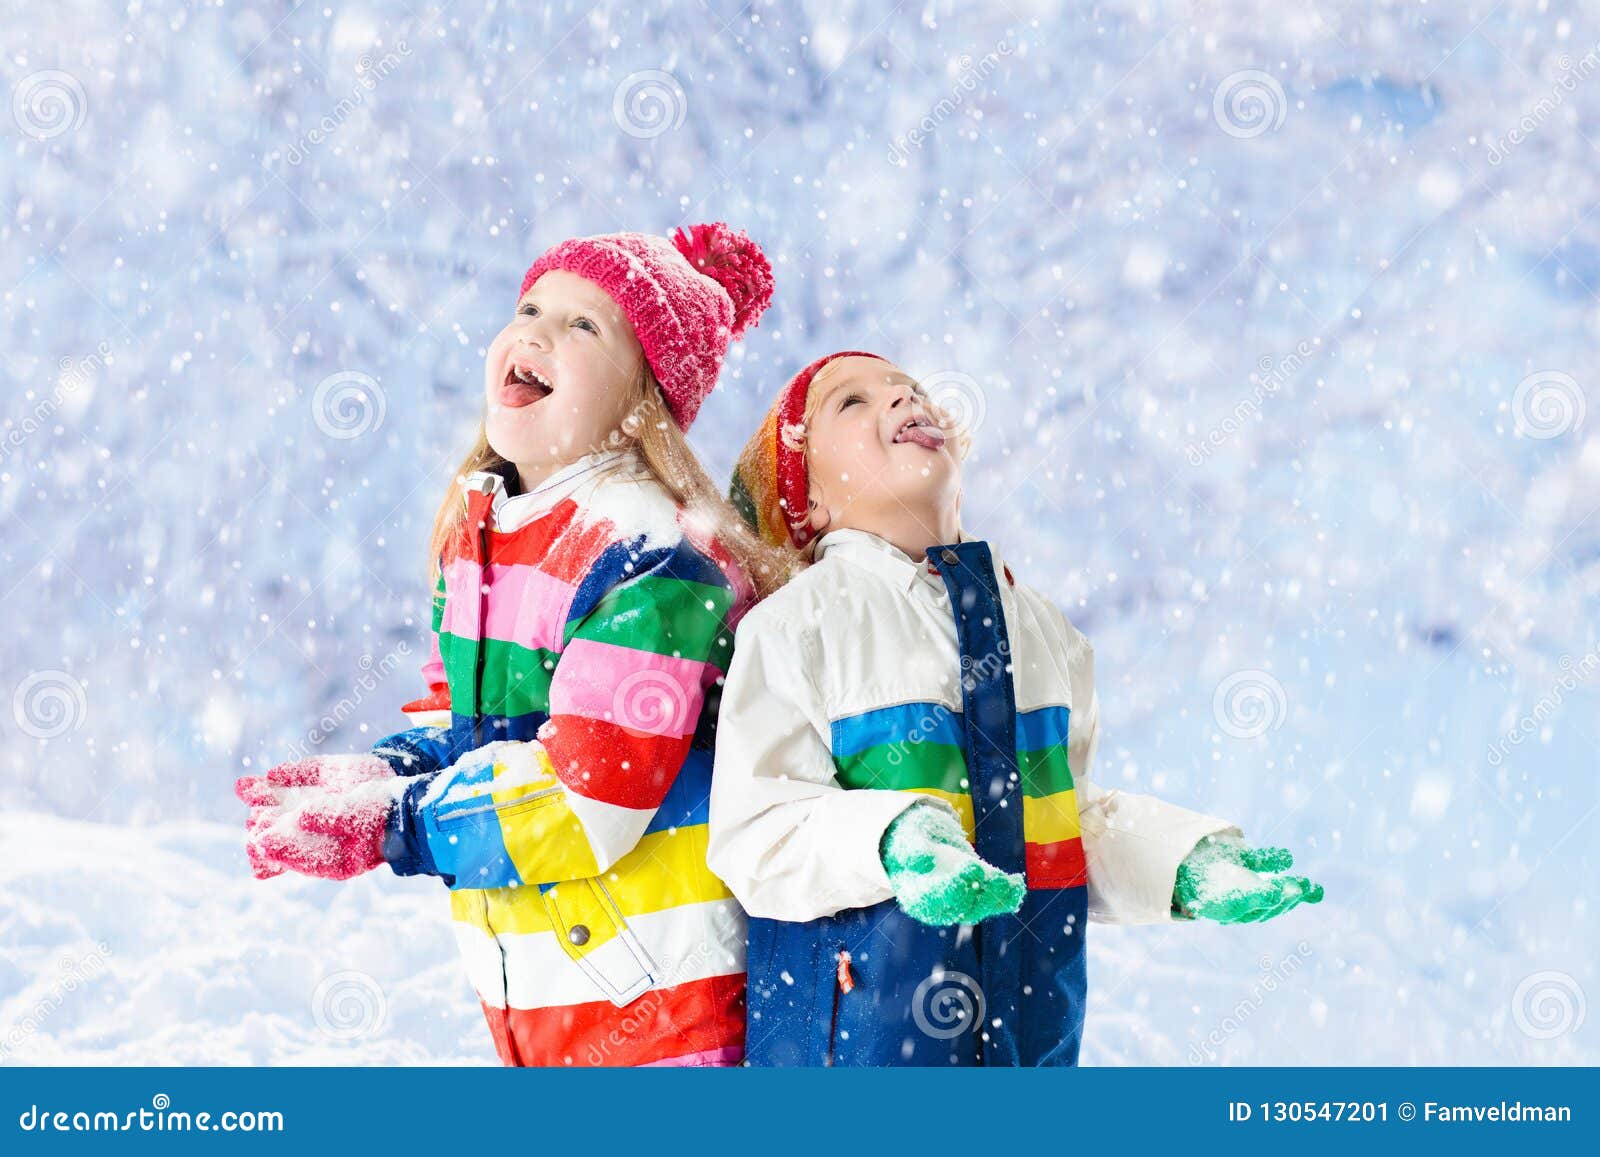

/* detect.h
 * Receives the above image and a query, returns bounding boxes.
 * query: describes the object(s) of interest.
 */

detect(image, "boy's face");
[484,269,643,472]
[803,356,963,539]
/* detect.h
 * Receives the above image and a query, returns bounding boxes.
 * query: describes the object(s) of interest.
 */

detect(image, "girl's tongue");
[501,365,552,408]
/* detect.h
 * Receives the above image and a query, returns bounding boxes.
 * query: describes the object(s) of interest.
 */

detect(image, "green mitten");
[880,801,1026,926]
[1172,833,1325,924]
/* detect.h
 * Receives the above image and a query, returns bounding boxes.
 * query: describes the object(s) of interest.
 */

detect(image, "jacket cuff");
[818,789,948,916]
[1084,798,1242,925]
[370,728,445,777]
[381,776,452,885]
[1155,818,1244,925]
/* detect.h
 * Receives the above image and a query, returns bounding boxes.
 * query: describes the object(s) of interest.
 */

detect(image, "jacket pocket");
[433,783,561,826]
[425,785,566,891]
[541,877,659,1008]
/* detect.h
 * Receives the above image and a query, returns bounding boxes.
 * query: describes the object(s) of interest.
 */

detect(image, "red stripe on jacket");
[480,972,746,1067]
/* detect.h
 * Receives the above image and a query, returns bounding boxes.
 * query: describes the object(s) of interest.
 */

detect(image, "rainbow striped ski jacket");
[372,450,752,1067]
[708,528,1239,1066]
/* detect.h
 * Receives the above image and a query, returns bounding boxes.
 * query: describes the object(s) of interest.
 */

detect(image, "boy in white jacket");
[711,351,1322,1066]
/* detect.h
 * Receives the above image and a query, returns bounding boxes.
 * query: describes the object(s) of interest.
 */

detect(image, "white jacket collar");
[814,526,1005,593]
[465,448,636,531]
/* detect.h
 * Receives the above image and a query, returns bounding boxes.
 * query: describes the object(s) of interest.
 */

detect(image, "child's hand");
[1172,833,1324,924]
[234,755,403,881]
[880,801,1026,926]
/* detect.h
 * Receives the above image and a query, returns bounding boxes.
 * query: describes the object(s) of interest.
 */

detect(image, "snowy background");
[2,0,1596,1065]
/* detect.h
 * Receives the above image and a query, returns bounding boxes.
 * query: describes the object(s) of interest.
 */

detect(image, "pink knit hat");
[519,223,775,430]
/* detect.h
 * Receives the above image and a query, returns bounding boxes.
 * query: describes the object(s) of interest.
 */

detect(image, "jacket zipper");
[472,516,490,748]
[826,947,854,1066]
[469,502,516,1063]
[479,890,522,1065]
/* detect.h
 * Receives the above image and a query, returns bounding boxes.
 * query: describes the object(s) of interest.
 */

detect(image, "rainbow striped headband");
[730,350,889,550]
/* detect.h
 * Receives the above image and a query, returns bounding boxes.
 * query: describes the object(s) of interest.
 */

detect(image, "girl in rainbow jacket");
[711,351,1325,1066]
[235,224,791,1067]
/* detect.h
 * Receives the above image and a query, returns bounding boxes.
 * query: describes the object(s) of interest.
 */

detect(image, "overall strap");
[927,540,1024,1066]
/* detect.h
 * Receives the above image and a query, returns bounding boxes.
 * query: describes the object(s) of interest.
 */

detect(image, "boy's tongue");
[896,424,946,450]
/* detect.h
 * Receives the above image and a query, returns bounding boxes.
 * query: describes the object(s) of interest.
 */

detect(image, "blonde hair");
[429,364,799,600]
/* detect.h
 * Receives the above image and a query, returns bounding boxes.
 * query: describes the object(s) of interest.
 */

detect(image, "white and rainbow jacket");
[707,527,1242,926]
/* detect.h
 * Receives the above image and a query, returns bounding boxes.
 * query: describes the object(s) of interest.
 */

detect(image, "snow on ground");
[0,809,1589,1065]
[0,811,493,1065]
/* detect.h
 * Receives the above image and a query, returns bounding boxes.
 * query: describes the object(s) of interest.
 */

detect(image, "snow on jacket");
[373,448,752,1067]
[707,528,1240,1065]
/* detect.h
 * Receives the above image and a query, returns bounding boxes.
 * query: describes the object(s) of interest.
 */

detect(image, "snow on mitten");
[1172,832,1324,924]
[234,754,404,881]
[880,800,1026,926]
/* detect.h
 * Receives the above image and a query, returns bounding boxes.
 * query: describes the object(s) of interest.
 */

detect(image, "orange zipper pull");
[836,950,855,993]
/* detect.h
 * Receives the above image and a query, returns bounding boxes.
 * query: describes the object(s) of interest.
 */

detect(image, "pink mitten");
[234,754,401,881]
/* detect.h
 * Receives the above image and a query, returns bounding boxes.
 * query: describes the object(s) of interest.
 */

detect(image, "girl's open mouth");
[893,415,947,451]
[499,363,554,408]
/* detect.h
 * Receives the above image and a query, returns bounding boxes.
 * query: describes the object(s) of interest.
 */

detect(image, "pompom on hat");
[730,350,890,551]
[519,222,774,430]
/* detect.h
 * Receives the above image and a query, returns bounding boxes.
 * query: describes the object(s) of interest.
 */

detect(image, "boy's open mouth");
[499,362,554,408]
[892,414,947,451]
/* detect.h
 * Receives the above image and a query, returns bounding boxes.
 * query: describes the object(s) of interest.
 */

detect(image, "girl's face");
[802,356,963,537]
[484,269,645,478]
